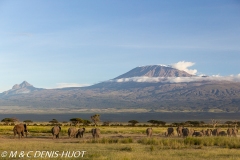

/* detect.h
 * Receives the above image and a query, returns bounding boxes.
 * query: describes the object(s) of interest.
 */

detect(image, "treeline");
[1,116,239,128]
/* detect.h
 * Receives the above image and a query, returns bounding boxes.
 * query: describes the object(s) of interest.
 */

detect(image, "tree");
[70,118,83,126]
[184,121,205,127]
[147,120,166,126]
[103,121,111,126]
[49,119,59,125]
[211,119,220,128]
[91,114,100,127]
[23,120,33,125]
[82,119,91,126]
[157,120,166,126]
[171,122,183,127]
[225,120,239,128]
[225,121,234,125]
[1,118,18,125]
[128,120,139,126]
[147,120,158,125]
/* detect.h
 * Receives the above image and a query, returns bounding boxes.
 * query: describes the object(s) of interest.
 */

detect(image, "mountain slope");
[0,81,240,112]
[0,65,240,113]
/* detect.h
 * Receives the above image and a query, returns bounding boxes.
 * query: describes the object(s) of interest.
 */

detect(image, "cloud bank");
[171,61,197,75]
[110,74,240,83]
[54,83,90,88]
[109,61,240,84]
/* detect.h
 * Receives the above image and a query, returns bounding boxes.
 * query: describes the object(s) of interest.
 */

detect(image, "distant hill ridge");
[1,81,43,96]
[0,64,240,113]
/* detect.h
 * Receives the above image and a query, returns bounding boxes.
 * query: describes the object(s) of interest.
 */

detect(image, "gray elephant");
[51,126,61,139]
[227,128,238,137]
[205,129,212,136]
[212,128,221,136]
[68,127,78,138]
[166,127,174,137]
[77,128,85,138]
[91,128,100,138]
[192,130,204,137]
[218,131,227,136]
[201,129,206,136]
[13,124,28,139]
[227,128,233,137]
[182,128,194,137]
[176,126,183,137]
[232,128,238,137]
[182,128,189,137]
[146,128,153,137]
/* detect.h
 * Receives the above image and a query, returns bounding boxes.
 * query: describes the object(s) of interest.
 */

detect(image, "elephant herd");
[145,127,238,138]
[165,126,238,137]
[12,123,100,139]
[12,124,238,139]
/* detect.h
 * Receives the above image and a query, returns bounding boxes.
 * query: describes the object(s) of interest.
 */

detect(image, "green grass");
[1,125,240,159]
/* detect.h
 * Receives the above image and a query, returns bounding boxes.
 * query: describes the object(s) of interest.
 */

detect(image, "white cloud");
[111,74,240,83]
[54,83,91,89]
[171,61,197,75]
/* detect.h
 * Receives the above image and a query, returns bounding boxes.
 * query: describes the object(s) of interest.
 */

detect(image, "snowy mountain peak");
[114,65,193,79]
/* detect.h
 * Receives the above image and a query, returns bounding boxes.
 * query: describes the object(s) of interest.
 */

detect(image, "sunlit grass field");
[1,125,240,160]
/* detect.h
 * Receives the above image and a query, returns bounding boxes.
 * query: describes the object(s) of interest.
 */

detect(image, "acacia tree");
[147,120,158,125]
[211,119,220,128]
[70,118,83,126]
[156,120,166,126]
[1,118,18,125]
[49,119,59,125]
[225,120,239,128]
[82,119,91,126]
[147,120,166,126]
[171,122,185,127]
[23,120,33,125]
[91,114,100,127]
[185,121,205,127]
[128,120,139,126]
[103,121,111,126]
[225,121,233,127]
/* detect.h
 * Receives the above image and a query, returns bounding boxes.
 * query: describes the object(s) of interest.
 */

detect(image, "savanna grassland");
[1,125,240,160]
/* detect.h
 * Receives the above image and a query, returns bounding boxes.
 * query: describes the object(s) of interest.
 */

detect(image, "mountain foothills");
[1,65,240,113]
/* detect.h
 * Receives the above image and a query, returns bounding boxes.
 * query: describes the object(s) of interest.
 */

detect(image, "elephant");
[146,128,153,137]
[218,131,227,136]
[176,126,183,137]
[51,126,61,139]
[68,127,78,138]
[182,128,194,137]
[91,128,100,138]
[212,128,221,136]
[77,128,86,138]
[166,127,174,137]
[227,128,233,137]
[232,128,238,137]
[13,124,28,139]
[182,128,189,137]
[205,129,212,136]
[192,130,204,137]
[227,128,238,137]
[201,129,206,136]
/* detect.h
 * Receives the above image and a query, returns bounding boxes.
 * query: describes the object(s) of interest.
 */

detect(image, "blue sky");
[0,0,240,92]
